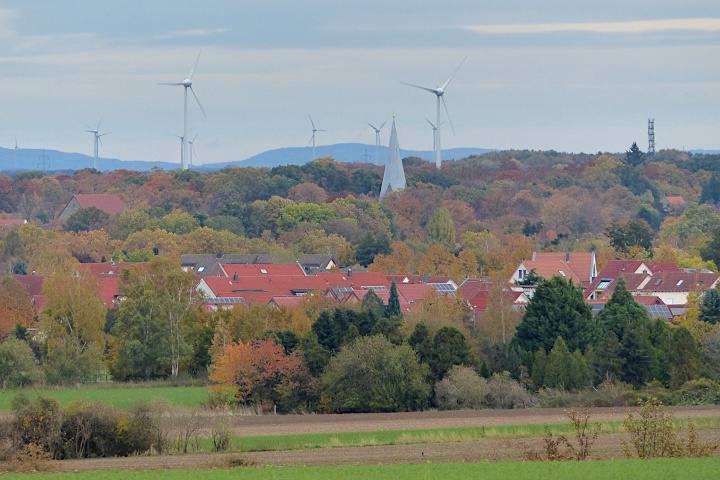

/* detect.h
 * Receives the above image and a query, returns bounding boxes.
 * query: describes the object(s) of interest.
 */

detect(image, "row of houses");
[12,251,719,324]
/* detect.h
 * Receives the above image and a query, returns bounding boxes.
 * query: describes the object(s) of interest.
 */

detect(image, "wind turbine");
[367,121,387,165]
[425,118,445,152]
[85,120,110,171]
[401,56,467,169]
[309,116,325,161]
[158,50,206,170]
[188,133,198,167]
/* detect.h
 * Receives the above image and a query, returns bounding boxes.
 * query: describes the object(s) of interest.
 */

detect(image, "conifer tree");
[385,280,402,318]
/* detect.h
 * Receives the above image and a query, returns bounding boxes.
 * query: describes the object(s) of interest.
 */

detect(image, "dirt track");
[17,405,720,473]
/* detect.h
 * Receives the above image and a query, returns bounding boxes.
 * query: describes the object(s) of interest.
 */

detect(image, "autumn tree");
[41,261,106,384]
[112,257,203,380]
[479,282,523,346]
[0,275,35,338]
[427,207,456,249]
[209,338,305,409]
[369,241,417,275]
[319,335,431,413]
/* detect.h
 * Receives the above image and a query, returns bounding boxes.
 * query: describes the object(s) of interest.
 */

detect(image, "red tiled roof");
[664,196,686,205]
[270,296,305,307]
[639,271,720,293]
[409,275,454,284]
[646,263,681,273]
[15,275,47,296]
[457,279,494,300]
[0,219,27,226]
[385,275,409,284]
[73,194,126,215]
[396,283,433,304]
[97,277,120,307]
[520,252,594,285]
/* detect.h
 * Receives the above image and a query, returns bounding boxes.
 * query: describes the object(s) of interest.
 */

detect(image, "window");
[361,286,387,291]
[676,280,684,286]
[260,268,268,274]
[197,266,205,273]
[558,270,566,277]
[595,279,612,290]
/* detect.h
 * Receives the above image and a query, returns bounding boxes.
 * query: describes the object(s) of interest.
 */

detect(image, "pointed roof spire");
[379,117,406,202]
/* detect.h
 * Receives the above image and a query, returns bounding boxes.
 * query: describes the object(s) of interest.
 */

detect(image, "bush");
[435,365,488,410]
[435,369,535,410]
[211,419,234,452]
[622,397,718,459]
[0,338,42,388]
[10,395,167,459]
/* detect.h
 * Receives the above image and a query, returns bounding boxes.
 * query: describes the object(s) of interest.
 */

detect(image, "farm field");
[8,405,720,474]
[0,386,208,411]
[4,458,720,480]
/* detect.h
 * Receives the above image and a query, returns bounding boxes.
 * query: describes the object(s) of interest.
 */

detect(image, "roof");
[396,283,433,304]
[664,196,686,205]
[385,275,409,284]
[97,277,120,307]
[0,219,27,226]
[519,252,595,286]
[14,275,47,296]
[300,254,336,269]
[584,260,651,298]
[222,263,305,277]
[81,262,143,277]
[72,194,126,215]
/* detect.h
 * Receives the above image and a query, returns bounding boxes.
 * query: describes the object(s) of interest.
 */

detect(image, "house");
[408,275,458,294]
[14,275,48,311]
[180,253,335,276]
[588,296,674,320]
[510,252,597,295]
[660,196,687,214]
[57,194,126,220]
[457,278,529,323]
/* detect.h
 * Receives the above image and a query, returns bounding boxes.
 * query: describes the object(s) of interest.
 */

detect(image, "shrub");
[484,372,536,409]
[622,397,718,459]
[11,395,63,458]
[211,419,234,452]
[435,365,488,410]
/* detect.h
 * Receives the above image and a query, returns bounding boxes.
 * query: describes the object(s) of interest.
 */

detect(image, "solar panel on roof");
[361,286,387,291]
[428,283,456,292]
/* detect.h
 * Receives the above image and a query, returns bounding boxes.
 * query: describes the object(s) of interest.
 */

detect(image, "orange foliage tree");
[209,338,305,407]
[0,275,35,338]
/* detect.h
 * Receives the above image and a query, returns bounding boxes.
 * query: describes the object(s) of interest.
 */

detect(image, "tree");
[408,321,432,364]
[514,276,601,354]
[427,208,456,249]
[385,280,402,318]
[0,275,35,338]
[699,289,720,325]
[41,262,106,384]
[0,338,42,388]
[430,326,472,380]
[319,335,431,413]
[700,171,720,205]
[543,336,590,391]
[355,233,391,268]
[112,257,202,380]
[669,326,701,389]
[623,142,645,167]
[209,338,305,408]
[701,227,720,271]
[65,206,110,233]
[606,219,653,254]
[361,289,385,319]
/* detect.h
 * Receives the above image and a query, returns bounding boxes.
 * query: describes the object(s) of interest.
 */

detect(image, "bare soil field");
[18,405,720,473]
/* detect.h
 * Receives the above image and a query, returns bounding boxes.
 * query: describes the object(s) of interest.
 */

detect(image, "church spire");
[379,117,406,202]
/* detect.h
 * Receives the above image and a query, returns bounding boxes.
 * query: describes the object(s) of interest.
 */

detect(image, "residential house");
[510,251,597,297]
[57,194,126,220]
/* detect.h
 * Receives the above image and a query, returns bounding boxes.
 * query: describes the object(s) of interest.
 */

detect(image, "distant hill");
[0,144,495,174]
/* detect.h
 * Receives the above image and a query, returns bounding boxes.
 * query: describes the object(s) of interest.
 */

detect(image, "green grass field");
[3,458,719,479]
[0,386,208,410]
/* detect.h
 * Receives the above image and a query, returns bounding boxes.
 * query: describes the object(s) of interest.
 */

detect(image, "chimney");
[348,268,352,278]
[424,273,429,283]
[233,272,238,281]
[532,252,536,261]
[565,253,570,262]
[217,252,223,259]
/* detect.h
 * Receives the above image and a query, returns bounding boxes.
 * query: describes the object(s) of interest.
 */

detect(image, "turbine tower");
[85,120,110,171]
[158,50,206,170]
[367,121,387,165]
[170,134,184,167]
[425,117,445,152]
[401,57,466,169]
[309,116,325,161]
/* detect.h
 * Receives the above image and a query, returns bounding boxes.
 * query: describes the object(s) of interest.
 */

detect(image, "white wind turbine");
[425,117,445,152]
[158,50,206,170]
[367,121,387,165]
[401,57,467,169]
[85,120,110,171]
[169,133,184,167]
[309,116,325,161]
[188,133,198,167]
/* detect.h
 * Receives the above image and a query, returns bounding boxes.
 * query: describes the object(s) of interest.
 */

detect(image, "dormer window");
[260,268,268,274]
[558,270,566,277]
[676,280,684,286]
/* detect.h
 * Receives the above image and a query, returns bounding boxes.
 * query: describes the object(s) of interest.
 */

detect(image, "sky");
[1,1,720,167]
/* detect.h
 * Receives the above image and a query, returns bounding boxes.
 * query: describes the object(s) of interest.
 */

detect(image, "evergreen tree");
[361,289,385,319]
[700,171,720,205]
[385,280,402,318]
[408,321,432,364]
[699,289,720,325]
[430,326,472,380]
[531,348,547,390]
[593,331,624,383]
[669,326,702,389]
[623,141,645,167]
[515,275,600,354]
[544,336,574,390]
[427,207,456,249]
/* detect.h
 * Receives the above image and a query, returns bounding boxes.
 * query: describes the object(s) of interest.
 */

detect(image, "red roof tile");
[519,252,595,286]
[222,264,305,277]
[0,219,27,226]
[73,194,126,215]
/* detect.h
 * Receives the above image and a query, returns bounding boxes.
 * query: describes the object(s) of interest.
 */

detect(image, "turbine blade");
[318,129,326,132]
[190,87,206,116]
[400,81,440,95]
[309,134,314,145]
[158,82,184,86]
[440,56,467,90]
[368,123,377,131]
[425,117,436,129]
[379,121,386,130]
[309,115,316,129]
[97,118,102,130]
[442,96,455,136]
[189,50,201,80]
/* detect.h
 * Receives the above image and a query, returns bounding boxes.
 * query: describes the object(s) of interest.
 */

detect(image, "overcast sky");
[1,1,720,167]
